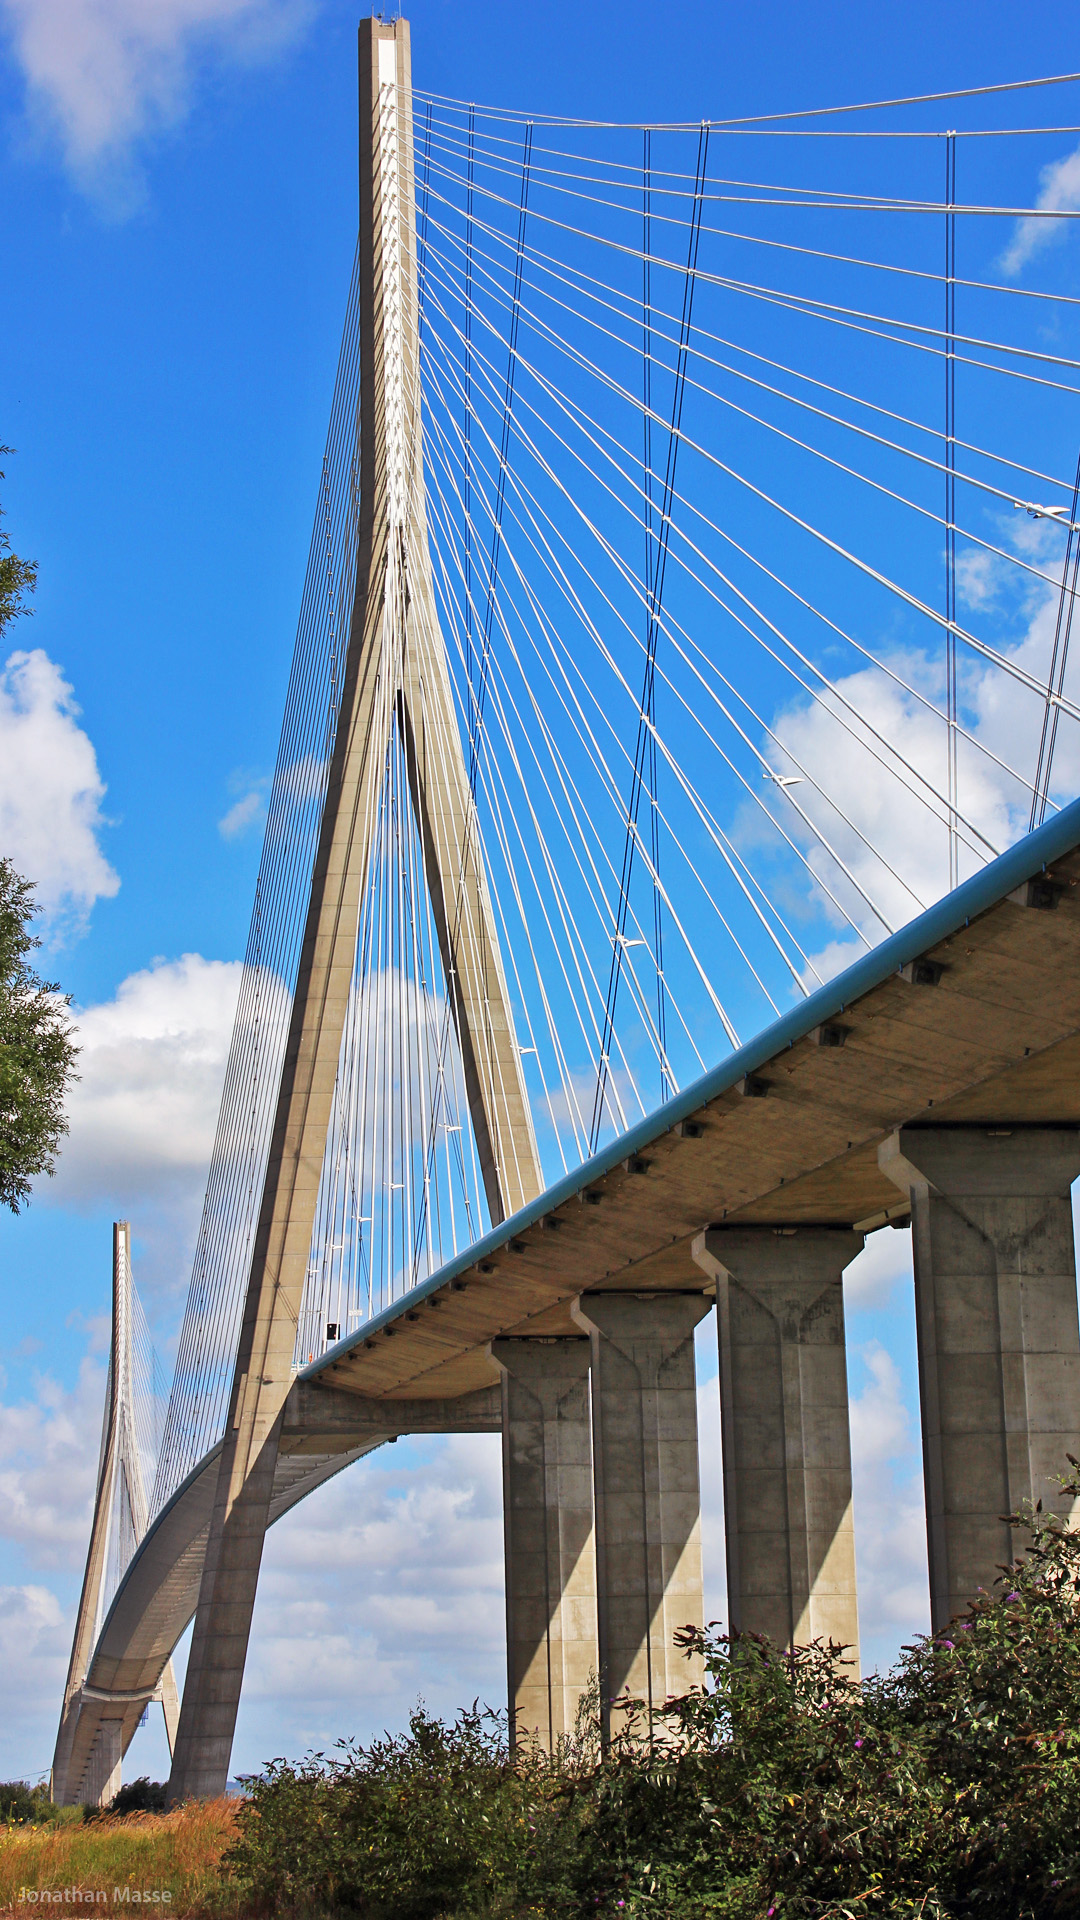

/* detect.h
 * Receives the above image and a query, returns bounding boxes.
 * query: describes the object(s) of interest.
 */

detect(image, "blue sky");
[2,0,1080,1787]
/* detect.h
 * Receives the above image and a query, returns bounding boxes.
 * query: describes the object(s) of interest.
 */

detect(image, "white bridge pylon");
[163,17,540,1804]
[52,1225,180,1807]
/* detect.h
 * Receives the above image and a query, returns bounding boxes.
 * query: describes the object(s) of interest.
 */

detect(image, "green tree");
[0,452,78,1212]
[0,446,37,634]
[0,860,79,1213]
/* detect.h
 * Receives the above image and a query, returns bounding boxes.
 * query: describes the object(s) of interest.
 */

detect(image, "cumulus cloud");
[954,545,1003,612]
[754,524,1080,987]
[697,1358,727,1627]
[0,1351,104,1568]
[538,1063,639,1156]
[850,1342,929,1671]
[776,653,1023,941]
[38,952,247,1305]
[0,1339,113,1778]
[844,1222,912,1311]
[0,1583,68,1695]
[0,1583,70,1775]
[1001,142,1080,276]
[0,0,314,204]
[0,1341,110,1772]
[51,952,243,1212]
[0,648,119,938]
[231,1431,506,1763]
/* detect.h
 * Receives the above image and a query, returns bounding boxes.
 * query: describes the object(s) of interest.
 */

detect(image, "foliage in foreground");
[0,446,36,640]
[0,455,78,1213]
[0,1781,58,1826]
[0,1797,239,1914]
[0,856,79,1212]
[81,1777,168,1822]
[223,1476,1080,1919]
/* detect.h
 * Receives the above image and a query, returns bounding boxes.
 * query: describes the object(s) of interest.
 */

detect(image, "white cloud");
[767,652,1018,975]
[50,952,243,1214]
[850,1342,912,1473]
[954,545,1002,612]
[0,1583,68,1696]
[232,1430,507,1763]
[844,1222,912,1311]
[760,546,1080,987]
[0,1582,70,1778]
[219,790,263,840]
[849,1343,929,1669]
[1,0,313,203]
[38,952,249,1306]
[697,1356,727,1629]
[1001,142,1080,276]
[0,1342,113,1779]
[0,648,119,938]
[218,768,271,841]
[0,1579,79,1780]
[537,1062,639,1154]
[0,1352,104,1568]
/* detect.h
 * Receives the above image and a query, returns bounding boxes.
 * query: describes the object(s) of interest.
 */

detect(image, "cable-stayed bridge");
[54,21,1080,1803]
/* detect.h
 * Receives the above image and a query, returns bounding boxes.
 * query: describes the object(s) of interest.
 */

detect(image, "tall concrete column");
[571,1292,709,1739]
[880,1126,1080,1627]
[693,1228,862,1668]
[491,1338,596,1750]
[84,1720,121,1809]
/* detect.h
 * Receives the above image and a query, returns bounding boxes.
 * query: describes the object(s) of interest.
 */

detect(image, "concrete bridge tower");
[52,1225,180,1807]
[165,17,542,1805]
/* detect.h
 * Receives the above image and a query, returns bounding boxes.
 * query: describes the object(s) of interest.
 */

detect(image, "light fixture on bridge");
[1013,499,1072,522]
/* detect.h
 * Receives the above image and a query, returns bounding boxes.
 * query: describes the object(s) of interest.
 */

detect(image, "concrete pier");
[84,1721,121,1809]
[693,1227,862,1667]
[572,1293,709,1738]
[880,1126,1080,1626]
[492,1338,596,1750]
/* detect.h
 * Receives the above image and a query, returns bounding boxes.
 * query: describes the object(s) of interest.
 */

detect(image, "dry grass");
[0,1799,241,1917]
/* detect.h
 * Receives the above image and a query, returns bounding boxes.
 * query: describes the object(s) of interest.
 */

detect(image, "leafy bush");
[224,1473,1080,1918]
[0,1780,53,1825]
[224,1704,581,1919]
[115,1777,167,1815]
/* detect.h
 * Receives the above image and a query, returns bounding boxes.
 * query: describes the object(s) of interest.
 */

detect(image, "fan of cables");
[155,74,1080,1511]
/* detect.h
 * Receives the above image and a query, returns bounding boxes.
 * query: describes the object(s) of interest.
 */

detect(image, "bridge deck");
[304,803,1080,1402]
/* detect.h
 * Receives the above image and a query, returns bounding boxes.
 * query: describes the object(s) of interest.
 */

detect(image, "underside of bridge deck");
[285,825,1080,1752]
[304,844,1080,1403]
